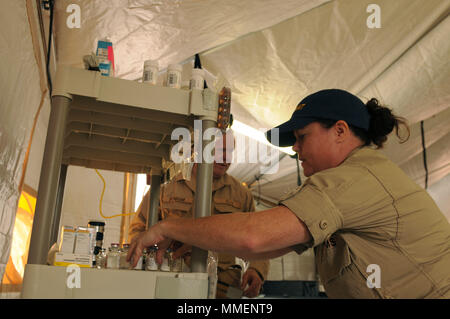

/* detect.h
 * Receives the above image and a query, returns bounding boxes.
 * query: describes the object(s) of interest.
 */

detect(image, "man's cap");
[265,89,370,147]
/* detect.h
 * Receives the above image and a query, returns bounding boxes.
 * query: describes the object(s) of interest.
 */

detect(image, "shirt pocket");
[315,234,352,285]
[214,197,242,214]
[161,196,193,219]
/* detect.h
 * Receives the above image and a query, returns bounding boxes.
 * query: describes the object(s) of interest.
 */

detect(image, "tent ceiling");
[52,0,450,205]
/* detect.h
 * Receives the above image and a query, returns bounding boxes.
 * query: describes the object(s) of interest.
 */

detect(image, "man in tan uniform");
[129,133,269,298]
[128,89,450,298]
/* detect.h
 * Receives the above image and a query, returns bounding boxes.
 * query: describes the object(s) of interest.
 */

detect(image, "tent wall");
[0,1,50,281]
[53,0,330,80]
[1,0,449,286]
[57,167,124,250]
[50,0,449,215]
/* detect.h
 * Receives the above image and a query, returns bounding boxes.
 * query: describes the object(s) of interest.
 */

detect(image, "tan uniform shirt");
[281,147,450,298]
[129,172,269,281]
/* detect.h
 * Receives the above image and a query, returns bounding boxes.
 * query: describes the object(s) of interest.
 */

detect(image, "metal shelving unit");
[22,66,219,298]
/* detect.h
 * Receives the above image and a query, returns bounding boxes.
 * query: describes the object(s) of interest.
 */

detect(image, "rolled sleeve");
[280,185,343,248]
[248,259,269,281]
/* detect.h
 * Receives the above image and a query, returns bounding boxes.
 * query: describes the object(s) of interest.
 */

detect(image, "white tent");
[1,0,449,290]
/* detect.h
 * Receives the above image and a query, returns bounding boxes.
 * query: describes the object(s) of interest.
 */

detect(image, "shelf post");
[146,172,162,230]
[190,118,215,273]
[28,95,71,265]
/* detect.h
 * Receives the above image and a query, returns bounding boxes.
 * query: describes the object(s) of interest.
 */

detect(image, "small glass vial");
[133,249,144,271]
[145,246,159,271]
[106,243,120,269]
[190,68,204,90]
[166,64,182,88]
[170,250,183,272]
[160,248,171,272]
[143,59,159,85]
[96,248,107,269]
[207,251,219,299]
[120,243,131,269]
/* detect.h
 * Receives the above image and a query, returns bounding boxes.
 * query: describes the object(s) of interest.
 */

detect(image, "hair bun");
[365,98,396,146]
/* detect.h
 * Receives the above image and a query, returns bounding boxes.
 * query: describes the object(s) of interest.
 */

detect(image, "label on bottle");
[143,69,157,84]
[107,255,120,269]
[167,72,180,88]
[134,256,143,270]
[171,258,182,272]
[145,257,158,271]
[160,257,170,271]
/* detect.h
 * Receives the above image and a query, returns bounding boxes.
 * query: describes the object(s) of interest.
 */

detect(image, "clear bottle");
[106,243,120,269]
[133,248,144,271]
[145,245,159,271]
[96,248,107,269]
[170,249,183,273]
[120,243,131,269]
[207,251,219,299]
[166,64,182,88]
[135,249,145,271]
[160,248,171,272]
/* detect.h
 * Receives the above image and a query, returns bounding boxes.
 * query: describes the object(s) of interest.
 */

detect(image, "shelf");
[27,65,218,284]
[53,66,219,173]
[22,264,209,299]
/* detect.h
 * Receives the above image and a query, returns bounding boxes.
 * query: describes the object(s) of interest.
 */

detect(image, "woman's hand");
[127,223,171,267]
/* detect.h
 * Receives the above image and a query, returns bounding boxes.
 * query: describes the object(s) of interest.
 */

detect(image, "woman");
[128,89,450,298]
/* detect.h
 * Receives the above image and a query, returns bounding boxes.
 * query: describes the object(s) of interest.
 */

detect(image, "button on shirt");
[280,147,450,298]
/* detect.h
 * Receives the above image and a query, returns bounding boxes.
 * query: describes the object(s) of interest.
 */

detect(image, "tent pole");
[146,173,161,230]
[190,119,215,273]
[49,163,68,246]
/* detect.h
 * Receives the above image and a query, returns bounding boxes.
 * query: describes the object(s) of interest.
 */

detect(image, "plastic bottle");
[166,64,182,88]
[106,243,120,269]
[143,60,159,85]
[170,250,183,272]
[190,68,205,90]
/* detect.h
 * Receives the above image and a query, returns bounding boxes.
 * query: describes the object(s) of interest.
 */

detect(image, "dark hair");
[316,98,410,148]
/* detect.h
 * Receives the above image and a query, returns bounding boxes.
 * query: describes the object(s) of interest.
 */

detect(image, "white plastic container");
[59,226,75,253]
[190,68,205,90]
[166,63,182,88]
[143,59,159,85]
[74,227,94,255]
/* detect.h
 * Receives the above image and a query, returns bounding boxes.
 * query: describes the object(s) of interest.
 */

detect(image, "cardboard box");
[74,227,95,255]
[59,226,76,253]
[54,252,92,268]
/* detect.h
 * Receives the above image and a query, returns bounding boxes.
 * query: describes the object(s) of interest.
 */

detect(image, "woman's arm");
[128,205,311,265]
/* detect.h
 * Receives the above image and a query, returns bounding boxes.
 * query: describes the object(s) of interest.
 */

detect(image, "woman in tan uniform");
[128,89,450,298]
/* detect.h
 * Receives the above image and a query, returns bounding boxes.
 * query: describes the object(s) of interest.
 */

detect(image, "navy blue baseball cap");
[265,89,370,147]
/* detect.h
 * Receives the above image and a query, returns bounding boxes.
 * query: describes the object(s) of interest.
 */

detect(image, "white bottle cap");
[191,68,204,77]
[168,63,182,72]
